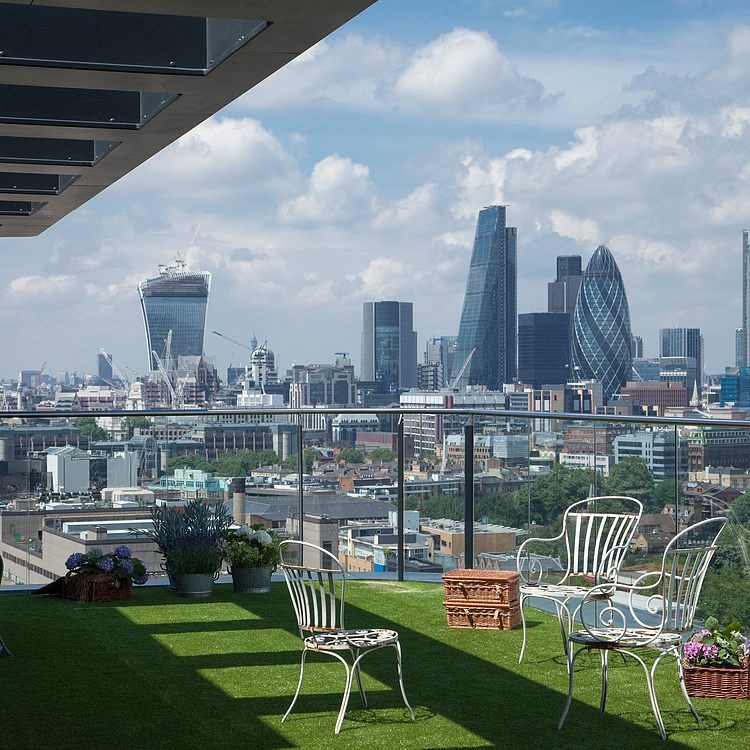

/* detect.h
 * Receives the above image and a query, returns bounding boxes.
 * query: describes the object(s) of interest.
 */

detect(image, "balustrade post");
[464,422,474,569]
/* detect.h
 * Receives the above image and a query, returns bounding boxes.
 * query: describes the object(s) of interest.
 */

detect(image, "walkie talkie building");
[571,245,632,404]
[138,260,211,371]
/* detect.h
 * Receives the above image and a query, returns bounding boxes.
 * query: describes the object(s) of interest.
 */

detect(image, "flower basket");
[683,664,750,699]
[63,573,132,603]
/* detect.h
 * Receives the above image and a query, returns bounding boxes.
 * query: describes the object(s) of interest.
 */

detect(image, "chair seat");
[304,628,399,651]
[568,628,682,649]
[521,582,611,600]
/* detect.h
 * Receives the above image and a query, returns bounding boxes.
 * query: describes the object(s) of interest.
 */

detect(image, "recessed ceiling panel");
[0,172,79,195]
[0,6,267,75]
[0,85,177,129]
[0,200,47,216]
[0,137,120,166]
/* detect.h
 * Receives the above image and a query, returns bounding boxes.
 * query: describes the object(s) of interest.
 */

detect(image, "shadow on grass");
[0,583,734,749]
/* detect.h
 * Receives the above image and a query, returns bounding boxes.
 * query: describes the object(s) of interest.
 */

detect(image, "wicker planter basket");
[443,569,520,605]
[443,603,521,630]
[683,664,750,699]
[63,574,132,603]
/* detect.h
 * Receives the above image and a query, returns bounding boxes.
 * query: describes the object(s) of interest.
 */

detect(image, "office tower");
[424,335,457,388]
[737,328,746,369]
[571,245,632,403]
[452,205,517,390]
[517,312,570,388]
[97,352,113,382]
[138,260,211,371]
[548,255,582,315]
[659,327,703,395]
[743,230,750,366]
[631,335,644,359]
[361,301,417,393]
[659,355,698,398]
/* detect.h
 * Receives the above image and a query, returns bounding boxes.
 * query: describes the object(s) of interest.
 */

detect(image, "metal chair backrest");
[562,496,643,581]
[279,540,346,636]
[658,516,727,633]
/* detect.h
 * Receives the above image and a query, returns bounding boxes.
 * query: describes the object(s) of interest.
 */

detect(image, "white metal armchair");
[517,496,643,663]
[278,540,415,734]
[558,516,728,740]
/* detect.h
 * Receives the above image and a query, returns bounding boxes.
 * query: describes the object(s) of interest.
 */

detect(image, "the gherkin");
[571,245,632,403]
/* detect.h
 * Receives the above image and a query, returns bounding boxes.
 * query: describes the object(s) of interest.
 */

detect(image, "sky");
[3,0,750,380]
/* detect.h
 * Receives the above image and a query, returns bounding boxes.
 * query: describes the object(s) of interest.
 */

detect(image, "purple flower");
[133,573,149,585]
[702,644,719,660]
[96,556,115,573]
[684,641,703,661]
[119,558,134,575]
[698,629,712,639]
[114,545,131,559]
[65,552,86,571]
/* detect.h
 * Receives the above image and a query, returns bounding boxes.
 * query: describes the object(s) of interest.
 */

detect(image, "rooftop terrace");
[2,581,748,749]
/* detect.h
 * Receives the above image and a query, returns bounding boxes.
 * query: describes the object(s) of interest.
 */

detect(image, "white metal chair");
[517,496,643,663]
[558,516,728,740]
[278,540,415,734]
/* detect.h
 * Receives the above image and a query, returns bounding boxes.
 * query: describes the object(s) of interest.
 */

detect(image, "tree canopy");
[337,446,364,464]
[73,416,107,442]
[602,456,653,506]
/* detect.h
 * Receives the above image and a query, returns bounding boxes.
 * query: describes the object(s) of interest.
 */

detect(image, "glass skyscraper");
[659,327,703,396]
[361,301,417,393]
[571,245,632,403]
[452,205,517,390]
[741,229,750,366]
[138,260,211,371]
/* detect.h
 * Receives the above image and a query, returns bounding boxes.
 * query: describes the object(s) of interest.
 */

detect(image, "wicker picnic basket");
[442,569,521,630]
[443,603,521,630]
[682,665,750,699]
[442,569,520,605]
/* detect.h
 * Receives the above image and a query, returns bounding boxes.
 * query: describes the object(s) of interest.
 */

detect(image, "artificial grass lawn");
[2,581,750,749]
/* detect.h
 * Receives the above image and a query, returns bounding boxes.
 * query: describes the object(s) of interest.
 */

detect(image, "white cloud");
[394,28,553,116]
[279,155,376,225]
[547,210,601,246]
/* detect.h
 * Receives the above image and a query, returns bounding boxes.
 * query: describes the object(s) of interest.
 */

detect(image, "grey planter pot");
[175,573,215,598]
[231,566,273,593]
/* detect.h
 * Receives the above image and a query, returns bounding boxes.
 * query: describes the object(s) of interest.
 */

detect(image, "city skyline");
[1,1,750,378]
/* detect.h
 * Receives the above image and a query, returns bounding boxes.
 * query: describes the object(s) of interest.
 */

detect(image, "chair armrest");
[517,530,566,585]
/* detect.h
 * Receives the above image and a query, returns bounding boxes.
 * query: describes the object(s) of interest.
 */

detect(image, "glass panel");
[0,6,267,76]
[0,136,119,166]
[0,200,46,215]
[0,85,177,130]
[0,172,78,195]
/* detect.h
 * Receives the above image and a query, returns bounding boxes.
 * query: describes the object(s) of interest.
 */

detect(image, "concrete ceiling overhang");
[0,0,376,237]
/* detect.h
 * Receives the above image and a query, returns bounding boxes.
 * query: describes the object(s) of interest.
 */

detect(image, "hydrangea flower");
[96,556,115,572]
[133,573,149,585]
[65,552,86,570]
[119,558,134,575]
[114,545,131,559]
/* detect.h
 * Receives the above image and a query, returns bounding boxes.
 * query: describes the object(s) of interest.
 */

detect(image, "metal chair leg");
[282,649,309,723]
[518,594,529,663]
[558,645,584,729]
[658,648,700,724]
[600,650,609,713]
[395,641,415,720]
[335,660,355,735]
[351,648,368,708]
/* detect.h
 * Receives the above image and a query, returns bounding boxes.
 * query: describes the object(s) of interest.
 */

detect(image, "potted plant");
[148,499,231,598]
[221,524,281,593]
[63,545,149,602]
[682,616,750,699]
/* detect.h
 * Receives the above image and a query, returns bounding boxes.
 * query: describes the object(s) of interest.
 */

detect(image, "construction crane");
[98,348,131,388]
[450,348,476,390]
[152,349,179,408]
[212,330,254,352]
